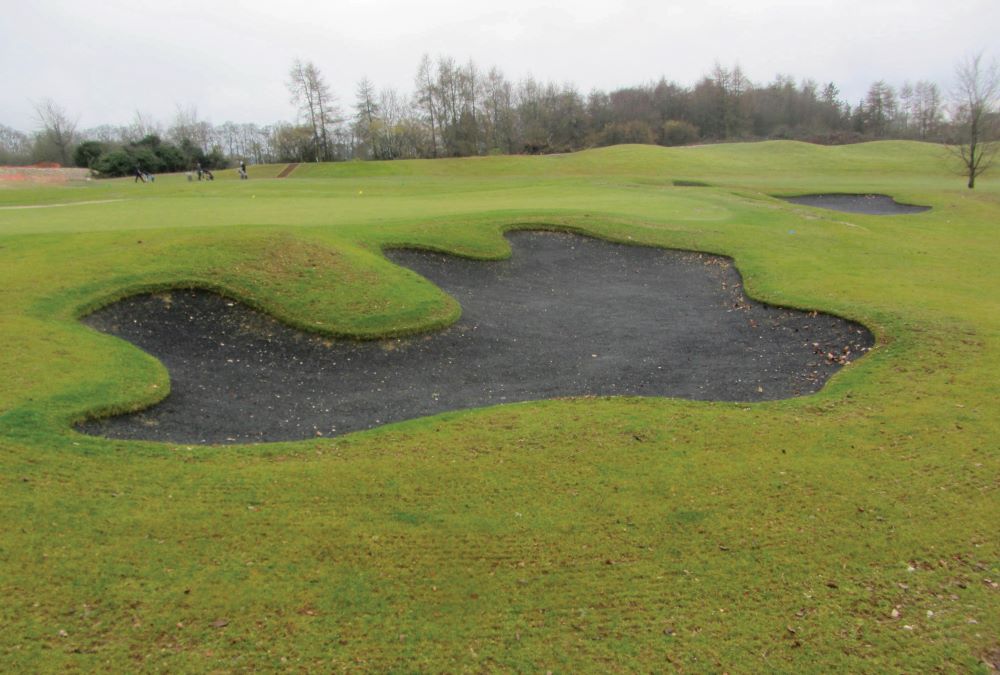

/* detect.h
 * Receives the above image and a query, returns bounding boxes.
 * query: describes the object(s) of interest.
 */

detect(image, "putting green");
[0,141,997,671]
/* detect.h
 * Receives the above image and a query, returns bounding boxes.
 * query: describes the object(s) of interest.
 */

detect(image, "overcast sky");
[2,0,997,132]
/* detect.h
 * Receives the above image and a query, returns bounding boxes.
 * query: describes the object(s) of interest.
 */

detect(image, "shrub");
[73,141,106,169]
[90,135,210,176]
[596,121,656,146]
[660,120,699,146]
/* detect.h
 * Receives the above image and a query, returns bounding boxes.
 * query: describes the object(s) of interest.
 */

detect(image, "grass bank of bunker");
[79,231,874,444]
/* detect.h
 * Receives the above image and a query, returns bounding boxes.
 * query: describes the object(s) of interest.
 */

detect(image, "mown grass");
[0,142,997,672]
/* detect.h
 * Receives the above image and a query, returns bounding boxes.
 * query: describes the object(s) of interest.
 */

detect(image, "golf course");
[1,141,997,671]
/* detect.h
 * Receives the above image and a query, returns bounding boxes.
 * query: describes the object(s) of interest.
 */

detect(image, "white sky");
[1,0,997,132]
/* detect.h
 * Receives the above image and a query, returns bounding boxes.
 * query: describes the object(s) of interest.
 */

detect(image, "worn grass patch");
[0,141,997,672]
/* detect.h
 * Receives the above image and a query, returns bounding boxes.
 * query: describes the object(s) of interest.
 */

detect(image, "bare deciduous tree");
[483,66,515,153]
[288,59,340,162]
[414,54,440,158]
[169,105,212,152]
[909,81,943,140]
[353,77,380,159]
[951,52,1000,189]
[0,124,32,165]
[124,110,162,144]
[32,99,78,165]
[861,80,898,138]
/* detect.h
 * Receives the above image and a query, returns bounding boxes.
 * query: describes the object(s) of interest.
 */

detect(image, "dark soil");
[275,162,299,178]
[78,231,874,444]
[780,193,930,215]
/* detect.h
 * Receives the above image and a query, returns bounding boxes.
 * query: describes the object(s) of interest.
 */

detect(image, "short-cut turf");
[0,141,997,672]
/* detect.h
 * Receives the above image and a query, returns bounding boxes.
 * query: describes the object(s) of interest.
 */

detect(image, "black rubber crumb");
[780,193,930,215]
[78,231,874,444]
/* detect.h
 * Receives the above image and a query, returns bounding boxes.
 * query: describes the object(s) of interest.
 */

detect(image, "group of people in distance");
[133,160,249,183]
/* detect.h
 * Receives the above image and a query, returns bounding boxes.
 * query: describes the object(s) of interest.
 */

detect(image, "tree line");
[2,54,997,184]
[292,56,955,162]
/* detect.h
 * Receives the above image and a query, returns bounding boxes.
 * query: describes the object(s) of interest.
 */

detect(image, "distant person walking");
[196,162,203,181]
[134,165,145,183]
[239,160,248,180]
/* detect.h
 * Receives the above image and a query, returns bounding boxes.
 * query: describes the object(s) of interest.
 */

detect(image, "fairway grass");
[0,142,997,671]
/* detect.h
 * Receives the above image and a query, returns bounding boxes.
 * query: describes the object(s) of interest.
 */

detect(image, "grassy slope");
[0,142,997,672]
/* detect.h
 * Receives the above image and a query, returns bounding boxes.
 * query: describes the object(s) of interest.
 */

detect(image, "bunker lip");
[779,193,930,215]
[77,231,875,445]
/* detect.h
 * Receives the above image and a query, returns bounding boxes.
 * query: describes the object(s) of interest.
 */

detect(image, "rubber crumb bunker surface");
[79,231,874,443]
[780,193,930,215]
